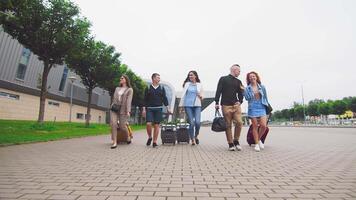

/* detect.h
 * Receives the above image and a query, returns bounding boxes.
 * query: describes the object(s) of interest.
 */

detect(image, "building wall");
[0,88,106,123]
[0,29,110,123]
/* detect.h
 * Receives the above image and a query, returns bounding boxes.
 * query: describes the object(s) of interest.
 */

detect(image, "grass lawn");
[0,120,145,146]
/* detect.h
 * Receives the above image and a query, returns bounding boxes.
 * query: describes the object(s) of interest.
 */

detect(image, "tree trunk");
[37,62,52,123]
[85,88,93,127]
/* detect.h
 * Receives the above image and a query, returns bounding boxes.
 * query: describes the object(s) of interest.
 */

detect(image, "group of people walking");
[109,64,271,152]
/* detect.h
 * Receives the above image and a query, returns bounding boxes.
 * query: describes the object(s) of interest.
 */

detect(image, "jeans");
[184,106,201,139]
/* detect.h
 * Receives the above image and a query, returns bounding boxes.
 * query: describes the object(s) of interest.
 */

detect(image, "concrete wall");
[0,88,106,123]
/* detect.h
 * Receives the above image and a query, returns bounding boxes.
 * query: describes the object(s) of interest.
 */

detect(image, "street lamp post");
[301,85,306,123]
[68,76,77,122]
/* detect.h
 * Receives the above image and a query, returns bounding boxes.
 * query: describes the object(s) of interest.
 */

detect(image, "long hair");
[120,74,132,88]
[182,70,201,88]
[246,71,261,85]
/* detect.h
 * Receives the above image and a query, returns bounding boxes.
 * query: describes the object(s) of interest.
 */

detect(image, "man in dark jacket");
[215,64,244,151]
[142,73,171,148]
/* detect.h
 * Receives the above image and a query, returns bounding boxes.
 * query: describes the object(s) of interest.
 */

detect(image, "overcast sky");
[72,0,356,119]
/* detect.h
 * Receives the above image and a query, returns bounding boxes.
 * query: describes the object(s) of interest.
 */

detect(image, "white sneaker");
[229,146,235,151]
[235,144,242,151]
[233,140,242,151]
[254,144,260,152]
[258,140,264,150]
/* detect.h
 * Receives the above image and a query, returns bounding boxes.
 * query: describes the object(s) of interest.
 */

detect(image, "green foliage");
[0,120,145,146]
[273,97,355,121]
[67,39,120,91]
[0,0,90,66]
[307,103,319,117]
[319,102,331,116]
[30,123,58,131]
[120,64,147,106]
[293,104,305,121]
[66,38,121,127]
[350,97,356,112]
[0,0,91,122]
[332,100,347,115]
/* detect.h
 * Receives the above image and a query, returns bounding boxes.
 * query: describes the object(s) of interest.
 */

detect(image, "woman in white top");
[179,71,203,145]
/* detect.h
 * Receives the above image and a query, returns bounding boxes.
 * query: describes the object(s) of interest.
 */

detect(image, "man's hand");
[215,104,220,110]
[178,107,184,113]
[240,84,245,91]
[141,108,146,118]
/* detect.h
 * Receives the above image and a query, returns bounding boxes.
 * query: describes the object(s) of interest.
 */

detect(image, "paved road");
[0,127,355,200]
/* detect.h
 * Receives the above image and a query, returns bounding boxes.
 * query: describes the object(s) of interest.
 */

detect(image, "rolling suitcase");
[161,124,176,145]
[176,122,190,144]
[246,115,270,146]
[246,125,269,146]
[117,123,132,144]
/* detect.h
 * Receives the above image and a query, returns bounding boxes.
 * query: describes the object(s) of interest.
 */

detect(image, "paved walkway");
[0,127,355,200]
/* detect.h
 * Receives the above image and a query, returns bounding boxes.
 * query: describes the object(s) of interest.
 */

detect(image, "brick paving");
[0,126,355,200]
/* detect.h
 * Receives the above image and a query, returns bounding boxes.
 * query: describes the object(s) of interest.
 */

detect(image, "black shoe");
[195,138,199,145]
[146,138,152,146]
[110,144,117,149]
[228,143,235,151]
[233,140,242,151]
[152,143,158,148]
[127,141,131,144]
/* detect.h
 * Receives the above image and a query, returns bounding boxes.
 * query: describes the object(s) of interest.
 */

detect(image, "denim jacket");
[244,84,269,106]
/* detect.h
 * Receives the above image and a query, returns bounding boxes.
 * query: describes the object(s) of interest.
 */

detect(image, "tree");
[66,38,120,127]
[350,97,356,113]
[272,110,283,120]
[0,0,90,123]
[280,109,291,120]
[307,103,319,117]
[292,103,305,121]
[319,102,331,116]
[342,96,353,110]
[97,63,121,99]
[331,100,347,115]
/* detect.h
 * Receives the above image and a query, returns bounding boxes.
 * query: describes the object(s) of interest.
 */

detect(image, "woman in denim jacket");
[244,71,270,152]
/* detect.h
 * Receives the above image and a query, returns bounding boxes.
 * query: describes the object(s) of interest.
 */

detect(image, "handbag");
[211,109,227,132]
[110,87,129,113]
[265,103,273,115]
[110,103,121,113]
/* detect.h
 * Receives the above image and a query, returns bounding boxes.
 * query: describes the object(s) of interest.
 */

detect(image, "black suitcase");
[161,124,176,145]
[176,123,190,144]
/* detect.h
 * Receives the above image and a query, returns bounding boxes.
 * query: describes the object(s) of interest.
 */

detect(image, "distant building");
[0,30,110,123]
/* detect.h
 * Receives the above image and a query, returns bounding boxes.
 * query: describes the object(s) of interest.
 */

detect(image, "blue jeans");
[184,106,201,139]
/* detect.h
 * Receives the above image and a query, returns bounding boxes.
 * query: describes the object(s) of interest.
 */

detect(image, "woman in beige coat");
[110,75,133,149]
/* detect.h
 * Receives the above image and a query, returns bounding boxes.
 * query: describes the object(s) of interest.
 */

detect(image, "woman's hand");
[197,93,203,100]
[127,112,131,117]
